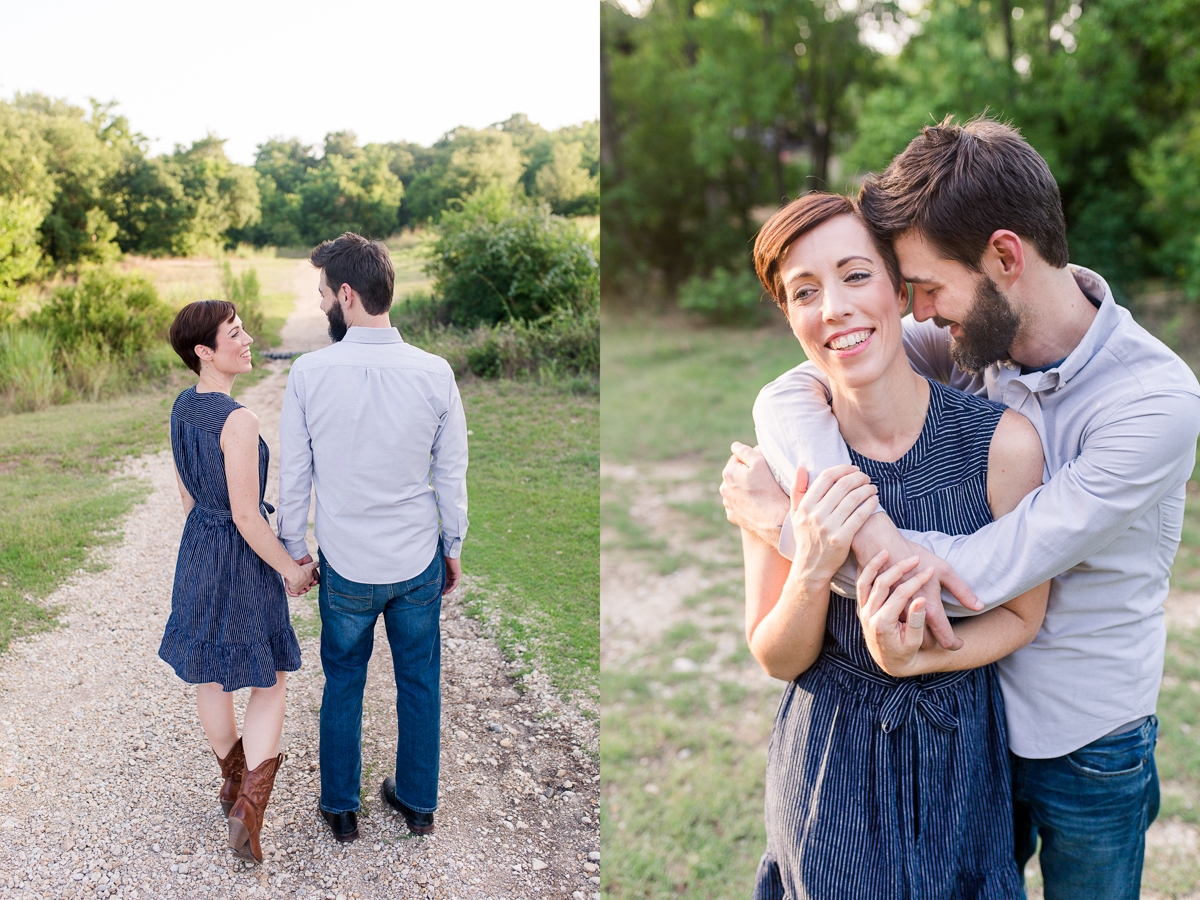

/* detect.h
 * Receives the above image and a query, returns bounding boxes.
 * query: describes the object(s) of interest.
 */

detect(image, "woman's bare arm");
[744,464,878,681]
[174,463,195,516]
[222,407,315,593]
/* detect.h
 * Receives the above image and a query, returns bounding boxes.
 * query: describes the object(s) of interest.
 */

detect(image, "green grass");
[602,665,776,899]
[600,315,803,464]
[0,393,173,652]
[458,379,598,704]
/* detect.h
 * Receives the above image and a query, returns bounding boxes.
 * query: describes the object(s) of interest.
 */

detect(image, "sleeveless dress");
[159,387,302,691]
[755,379,1024,900]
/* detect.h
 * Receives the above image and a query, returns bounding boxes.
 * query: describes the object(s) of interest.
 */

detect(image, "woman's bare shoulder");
[987,409,1045,516]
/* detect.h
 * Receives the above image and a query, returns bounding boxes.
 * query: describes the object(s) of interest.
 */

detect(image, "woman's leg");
[242,673,287,769]
[196,683,238,757]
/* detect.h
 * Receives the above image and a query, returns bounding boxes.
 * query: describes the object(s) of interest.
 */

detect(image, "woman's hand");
[285,559,319,596]
[856,550,937,677]
[788,463,878,585]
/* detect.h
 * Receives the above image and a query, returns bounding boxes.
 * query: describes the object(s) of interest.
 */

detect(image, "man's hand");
[285,553,318,597]
[849,515,979,651]
[720,442,791,548]
[855,550,935,677]
[443,556,462,595]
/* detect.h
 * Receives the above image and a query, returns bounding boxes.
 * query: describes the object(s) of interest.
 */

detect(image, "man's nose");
[911,292,936,322]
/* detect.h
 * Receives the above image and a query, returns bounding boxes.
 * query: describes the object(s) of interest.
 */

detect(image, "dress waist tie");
[822,653,971,734]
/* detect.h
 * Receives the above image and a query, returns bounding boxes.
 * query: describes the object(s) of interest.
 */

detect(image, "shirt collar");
[997,264,1120,393]
[341,326,405,344]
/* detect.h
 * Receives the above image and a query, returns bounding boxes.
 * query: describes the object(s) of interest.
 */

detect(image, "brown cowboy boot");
[227,753,283,863]
[214,738,245,816]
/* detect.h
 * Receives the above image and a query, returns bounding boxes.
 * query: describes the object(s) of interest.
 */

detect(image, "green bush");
[426,186,598,327]
[677,267,770,325]
[32,268,173,358]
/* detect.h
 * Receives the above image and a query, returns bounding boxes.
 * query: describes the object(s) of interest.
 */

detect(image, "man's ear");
[986,230,1025,287]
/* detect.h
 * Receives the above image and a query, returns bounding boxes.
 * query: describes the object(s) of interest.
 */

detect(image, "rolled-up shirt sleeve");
[277,368,314,560]
[911,388,1200,611]
[431,377,469,558]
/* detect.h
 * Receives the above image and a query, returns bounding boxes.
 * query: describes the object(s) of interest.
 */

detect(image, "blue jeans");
[1012,717,1160,900]
[317,550,444,815]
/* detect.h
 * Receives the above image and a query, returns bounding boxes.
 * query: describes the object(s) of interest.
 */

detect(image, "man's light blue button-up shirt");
[277,326,469,585]
[756,267,1200,758]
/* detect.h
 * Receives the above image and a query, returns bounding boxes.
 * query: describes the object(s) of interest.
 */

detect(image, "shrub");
[33,267,173,358]
[395,303,599,385]
[677,267,770,325]
[0,326,61,412]
[426,186,598,327]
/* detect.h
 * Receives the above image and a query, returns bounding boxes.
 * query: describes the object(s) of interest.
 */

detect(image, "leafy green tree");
[115,136,260,256]
[405,127,526,224]
[296,138,404,242]
[534,141,600,215]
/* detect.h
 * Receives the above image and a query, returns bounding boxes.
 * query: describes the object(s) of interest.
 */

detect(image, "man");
[722,116,1200,898]
[277,232,468,842]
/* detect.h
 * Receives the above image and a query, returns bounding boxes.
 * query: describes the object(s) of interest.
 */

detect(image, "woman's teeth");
[828,330,871,351]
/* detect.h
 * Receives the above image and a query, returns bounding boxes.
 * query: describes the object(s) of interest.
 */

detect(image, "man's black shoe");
[381,777,435,834]
[320,807,359,843]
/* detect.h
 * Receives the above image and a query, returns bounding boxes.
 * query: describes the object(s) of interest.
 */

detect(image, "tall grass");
[0,327,61,412]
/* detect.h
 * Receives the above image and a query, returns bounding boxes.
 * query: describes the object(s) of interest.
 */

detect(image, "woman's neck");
[829,362,930,464]
[196,368,235,395]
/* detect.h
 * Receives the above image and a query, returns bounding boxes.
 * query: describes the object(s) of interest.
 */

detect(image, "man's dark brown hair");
[310,232,395,316]
[169,299,237,375]
[754,192,903,311]
[859,114,1070,272]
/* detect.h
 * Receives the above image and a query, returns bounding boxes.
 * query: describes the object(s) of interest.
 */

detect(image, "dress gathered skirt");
[159,386,301,691]
[755,379,1024,900]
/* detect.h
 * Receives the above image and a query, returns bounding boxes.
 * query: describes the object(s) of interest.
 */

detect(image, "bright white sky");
[1,0,599,165]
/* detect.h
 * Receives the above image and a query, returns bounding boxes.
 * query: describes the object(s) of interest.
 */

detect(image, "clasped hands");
[721,442,972,673]
[286,553,320,596]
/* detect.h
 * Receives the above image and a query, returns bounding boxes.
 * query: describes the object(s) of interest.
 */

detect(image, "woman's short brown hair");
[754,193,902,310]
[169,300,237,375]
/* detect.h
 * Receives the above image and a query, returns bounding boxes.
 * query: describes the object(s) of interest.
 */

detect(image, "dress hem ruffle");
[158,625,302,692]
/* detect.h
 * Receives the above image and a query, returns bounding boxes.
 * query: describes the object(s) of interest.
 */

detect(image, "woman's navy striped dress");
[755,379,1023,900]
[159,387,301,691]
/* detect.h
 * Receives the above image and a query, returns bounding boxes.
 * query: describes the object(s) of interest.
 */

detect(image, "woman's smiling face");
[201,314,254,376]
[779,214,909,390]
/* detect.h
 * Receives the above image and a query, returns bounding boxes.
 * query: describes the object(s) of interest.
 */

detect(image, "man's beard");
[326,303,348,343]
[934,275,1021,374]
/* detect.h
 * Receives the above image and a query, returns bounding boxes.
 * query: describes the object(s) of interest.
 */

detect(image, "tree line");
[0,94,598,308]
[601,0,1200,304]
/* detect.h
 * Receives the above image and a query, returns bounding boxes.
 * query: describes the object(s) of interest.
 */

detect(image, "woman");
[160,299,315,863]
[741,194,1049,899]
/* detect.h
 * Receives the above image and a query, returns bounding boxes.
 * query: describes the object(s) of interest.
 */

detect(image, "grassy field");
[600,316,1200,899]
[460,379,599,706]
[0,394,174,653]
[601,316,802,898]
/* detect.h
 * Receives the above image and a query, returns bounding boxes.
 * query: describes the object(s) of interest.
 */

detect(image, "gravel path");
[0,261,600,900]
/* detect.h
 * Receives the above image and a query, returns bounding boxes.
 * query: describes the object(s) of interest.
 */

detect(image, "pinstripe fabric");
[159,387,301,692]
[756,379,1022,900]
